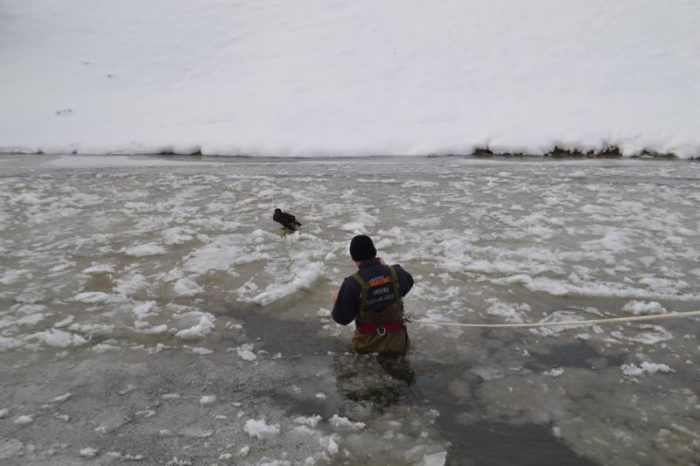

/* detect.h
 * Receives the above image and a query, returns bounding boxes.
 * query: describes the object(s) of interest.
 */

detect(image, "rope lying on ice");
[406,309,700,329]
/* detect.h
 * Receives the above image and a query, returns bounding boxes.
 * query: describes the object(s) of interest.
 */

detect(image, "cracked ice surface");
[0,155,699,465]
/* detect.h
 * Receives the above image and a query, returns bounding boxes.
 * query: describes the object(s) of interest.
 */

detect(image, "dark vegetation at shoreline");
[471,146,680,159]
[1,146,697,160]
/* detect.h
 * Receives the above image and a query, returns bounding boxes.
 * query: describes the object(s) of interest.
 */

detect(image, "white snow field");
[0,155,699,465]
[1,0,699,157]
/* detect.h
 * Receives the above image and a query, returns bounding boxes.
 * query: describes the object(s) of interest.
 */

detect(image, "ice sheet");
[0,159,698,465]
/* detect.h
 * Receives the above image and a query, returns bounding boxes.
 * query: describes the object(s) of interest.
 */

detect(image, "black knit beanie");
[349,235,377,261]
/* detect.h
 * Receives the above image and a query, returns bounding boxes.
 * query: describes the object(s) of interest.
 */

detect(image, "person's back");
[332,235,414,355]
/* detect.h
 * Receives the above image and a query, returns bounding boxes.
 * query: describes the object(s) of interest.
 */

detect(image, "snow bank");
[1,0,699,158]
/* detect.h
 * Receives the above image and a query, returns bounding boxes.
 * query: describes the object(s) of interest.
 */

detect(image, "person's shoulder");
[338,275,361,296]
[390,263,413,276]
[342,274,360,286]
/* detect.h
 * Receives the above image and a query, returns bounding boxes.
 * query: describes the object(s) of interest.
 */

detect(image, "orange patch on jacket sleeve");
[368,276,390,287]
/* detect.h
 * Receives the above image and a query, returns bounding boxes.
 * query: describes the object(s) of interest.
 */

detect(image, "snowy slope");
[1,0,699,157]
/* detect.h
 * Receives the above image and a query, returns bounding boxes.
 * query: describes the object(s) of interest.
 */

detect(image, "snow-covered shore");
[1,0,699,158]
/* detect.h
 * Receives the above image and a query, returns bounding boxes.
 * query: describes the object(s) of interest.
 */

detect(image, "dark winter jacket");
[332,258,414,325]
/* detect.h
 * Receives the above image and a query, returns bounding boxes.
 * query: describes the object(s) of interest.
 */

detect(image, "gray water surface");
[1,155,699,465]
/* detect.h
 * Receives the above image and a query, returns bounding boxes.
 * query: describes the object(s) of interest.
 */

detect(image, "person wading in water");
[332,235,414,356]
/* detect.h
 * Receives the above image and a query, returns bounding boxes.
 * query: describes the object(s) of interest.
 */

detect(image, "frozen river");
[1,155,699,465]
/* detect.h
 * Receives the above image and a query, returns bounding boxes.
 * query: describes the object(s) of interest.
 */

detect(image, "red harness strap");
[356,320,406,336]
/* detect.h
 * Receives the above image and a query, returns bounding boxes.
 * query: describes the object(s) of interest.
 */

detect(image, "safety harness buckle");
[376,326,387,336]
